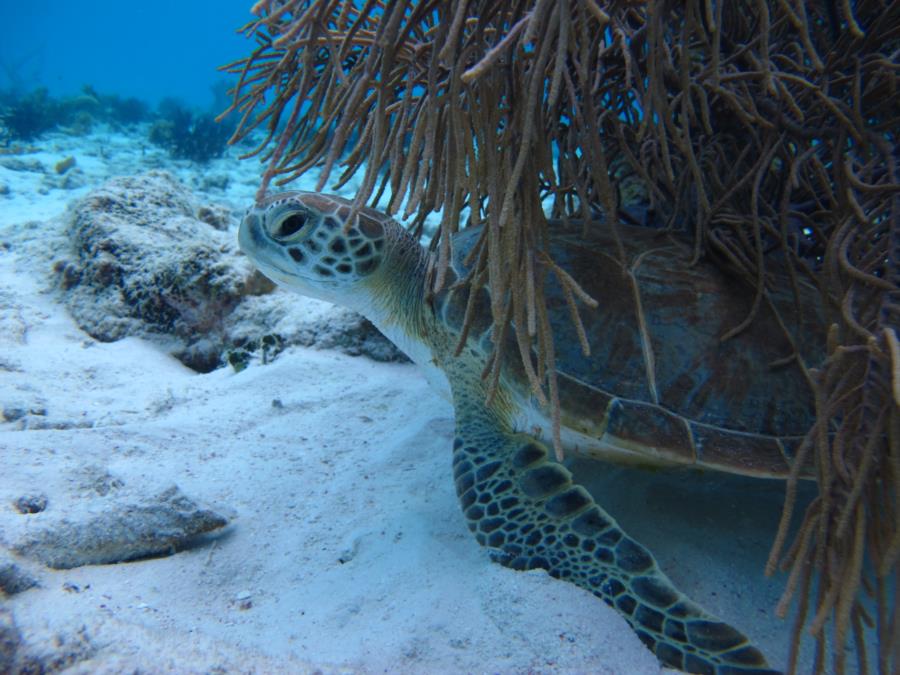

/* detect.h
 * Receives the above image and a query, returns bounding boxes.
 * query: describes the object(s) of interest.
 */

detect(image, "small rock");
[0,560,39,595]
[54,156,76,174]
[0,183,9,196]
[200,174,230,191]
[226,296,408,364]
[0,357,22,372]
[13,494,48,514]
[52,259,82,289]
[176,336,222,373]
[58,168,87,190]
[234,590,253,610]
[337,533,363,564]
[0,157,44,173]
[76,465,124,496]
[1,407,27,423]
[195,203,233,230]
[13,485,228,569]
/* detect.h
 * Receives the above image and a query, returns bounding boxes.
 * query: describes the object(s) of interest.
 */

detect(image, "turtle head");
[239,191,402,307]
[240,190,449,397]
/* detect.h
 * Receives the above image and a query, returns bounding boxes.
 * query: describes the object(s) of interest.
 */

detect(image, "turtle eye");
[272,211,310,240]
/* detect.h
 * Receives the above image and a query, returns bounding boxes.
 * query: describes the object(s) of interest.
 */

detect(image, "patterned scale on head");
[239,191,440,377]
[240,191,387,286]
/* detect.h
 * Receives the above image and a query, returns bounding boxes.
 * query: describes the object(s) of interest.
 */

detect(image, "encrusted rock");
[55,171,263,371]
[0,157,44,173]
[12,485,228,569]
[0,558,39,596]
[52,171,406,370]
[225,292,407,365]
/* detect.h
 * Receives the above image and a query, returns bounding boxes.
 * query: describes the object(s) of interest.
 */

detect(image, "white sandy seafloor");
[0,125,822,674]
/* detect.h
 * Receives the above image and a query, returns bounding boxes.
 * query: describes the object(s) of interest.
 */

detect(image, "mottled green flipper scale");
[451,407,777,674]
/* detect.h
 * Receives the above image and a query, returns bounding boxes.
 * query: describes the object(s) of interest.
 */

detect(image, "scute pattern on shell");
[434,218,822,477]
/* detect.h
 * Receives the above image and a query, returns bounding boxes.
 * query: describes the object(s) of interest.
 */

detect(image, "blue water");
[1,0,255,110]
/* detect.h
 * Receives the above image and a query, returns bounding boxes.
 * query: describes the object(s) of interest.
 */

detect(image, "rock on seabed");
[12,485,228,569]
[53,170,405,370]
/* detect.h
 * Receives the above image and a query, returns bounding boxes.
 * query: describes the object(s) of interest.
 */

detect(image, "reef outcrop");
[51,171,405,371]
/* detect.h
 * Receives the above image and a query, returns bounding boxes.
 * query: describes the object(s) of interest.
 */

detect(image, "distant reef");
[0,87,234,164]
[0,86,150,143]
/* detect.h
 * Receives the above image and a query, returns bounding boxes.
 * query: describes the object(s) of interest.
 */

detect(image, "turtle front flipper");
[451,423,776,674]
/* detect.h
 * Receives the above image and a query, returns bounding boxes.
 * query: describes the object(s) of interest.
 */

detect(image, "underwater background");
[0,2,882,673]
[2,0,252,110]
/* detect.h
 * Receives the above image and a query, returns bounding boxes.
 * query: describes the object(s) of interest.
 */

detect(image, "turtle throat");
[362,234,452,400]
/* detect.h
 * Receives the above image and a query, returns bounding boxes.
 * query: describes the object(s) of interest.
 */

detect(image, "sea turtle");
[238,191,821,674]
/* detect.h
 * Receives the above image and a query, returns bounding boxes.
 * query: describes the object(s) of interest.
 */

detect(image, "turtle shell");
[439,219,823,478]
